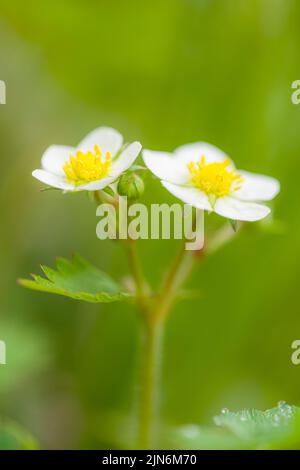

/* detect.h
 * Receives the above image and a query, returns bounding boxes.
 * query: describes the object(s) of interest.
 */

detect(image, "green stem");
[126,241,145,299]
[137,243,196,449]
[122,206,240,449]
[124,240,160,448]
[138,317,163,449]
[125,240,149,314]
[136,222,242,448]
[154,243,195,322]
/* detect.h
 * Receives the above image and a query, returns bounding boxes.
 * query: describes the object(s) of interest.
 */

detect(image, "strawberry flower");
[33,127,142,192]
[143,142,280,221]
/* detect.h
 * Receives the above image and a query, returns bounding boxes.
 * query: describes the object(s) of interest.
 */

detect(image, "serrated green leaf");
[214,402,300,449]
[165,403,300,450]
[91,404,300,450]
[19,254,129,303]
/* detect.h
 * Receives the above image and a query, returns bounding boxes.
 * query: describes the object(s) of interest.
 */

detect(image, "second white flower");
[143,142,280,221]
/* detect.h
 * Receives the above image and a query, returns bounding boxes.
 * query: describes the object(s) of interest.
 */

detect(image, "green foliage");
[163,403,300,450]
[165,424,243,450]
[19,254,129,303]
[213,402,300,450]
[93,403,300,449]
[0,419,38,450]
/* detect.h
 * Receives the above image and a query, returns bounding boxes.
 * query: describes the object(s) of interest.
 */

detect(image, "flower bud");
[117,173,144,200]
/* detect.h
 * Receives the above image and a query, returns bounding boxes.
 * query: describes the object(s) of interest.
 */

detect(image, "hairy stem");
[125,240,150,315]
[138,317,163,448]
[136,222,241,447]
[137,243,197,448]
[153,244,196,322]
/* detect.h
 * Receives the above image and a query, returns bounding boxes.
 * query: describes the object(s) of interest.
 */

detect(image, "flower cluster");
[33,126,280,221]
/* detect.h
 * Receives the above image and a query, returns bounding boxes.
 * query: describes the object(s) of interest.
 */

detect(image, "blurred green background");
[0,0,299,449]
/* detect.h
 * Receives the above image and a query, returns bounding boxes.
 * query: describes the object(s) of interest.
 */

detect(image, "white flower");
[33,127,142,192]
[143,142,280,221]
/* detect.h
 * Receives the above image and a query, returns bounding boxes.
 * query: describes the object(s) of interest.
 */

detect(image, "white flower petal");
[78,177,117,191]
[143,150,190,184]
[162,181,211,210]
[234,170,280,201]
[109,141,142,177]
[78,127,123,156]
[42,145,75,176]
[32,169,75,191]
[175,142,233,166]
[214,196,270,221]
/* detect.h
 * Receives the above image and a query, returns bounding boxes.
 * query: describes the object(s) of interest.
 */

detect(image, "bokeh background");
[0,0,300,449]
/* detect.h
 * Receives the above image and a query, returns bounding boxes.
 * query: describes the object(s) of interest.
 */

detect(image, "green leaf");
[214,402,300,449]
[19,254,129,303]
[163,424,244,450]
[0,419,38,450]
[165,403,300,450]
[90,404,300,450]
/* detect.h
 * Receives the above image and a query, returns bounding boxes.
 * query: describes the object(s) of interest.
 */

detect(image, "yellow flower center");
[188,156,243,200]
[63,145,111,185]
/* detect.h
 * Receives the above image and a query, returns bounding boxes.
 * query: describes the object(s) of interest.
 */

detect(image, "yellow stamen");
[63,145,111,185]
[188,155,243,199]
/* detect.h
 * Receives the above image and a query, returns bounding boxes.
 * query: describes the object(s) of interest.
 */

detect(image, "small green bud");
[117,173,144,200]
